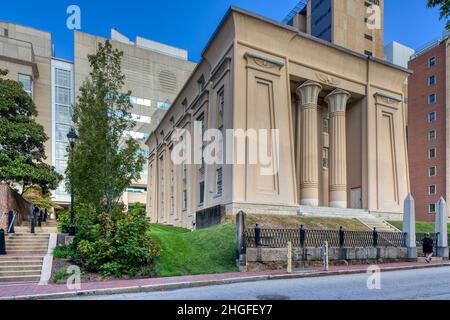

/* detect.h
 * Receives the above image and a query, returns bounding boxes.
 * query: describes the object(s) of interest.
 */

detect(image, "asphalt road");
[65,266,450,300]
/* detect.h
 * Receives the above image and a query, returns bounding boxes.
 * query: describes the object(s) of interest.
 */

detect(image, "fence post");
[235,211,246,267]
[287,241,292,273]
[323,241,329,271]
[435,197,449,258]
[339,226,345,248]
[402,193,417,260]
[0,229,6,255]
[255,224,261,248]
[373,227,378,248]
[300,225,305,249]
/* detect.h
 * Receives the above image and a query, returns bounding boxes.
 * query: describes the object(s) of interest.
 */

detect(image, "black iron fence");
[416,233,450,251]
[245,225,407,248]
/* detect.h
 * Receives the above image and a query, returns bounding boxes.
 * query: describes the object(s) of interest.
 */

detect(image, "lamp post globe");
[67,127,78,236]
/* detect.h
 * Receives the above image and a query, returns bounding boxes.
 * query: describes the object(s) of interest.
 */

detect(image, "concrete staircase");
[0,219,56,283]
[298,205,401,233]
[357,216,401,233]
[0,256,44,283]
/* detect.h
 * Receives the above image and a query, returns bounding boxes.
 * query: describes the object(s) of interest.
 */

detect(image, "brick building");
[408,36,448,221]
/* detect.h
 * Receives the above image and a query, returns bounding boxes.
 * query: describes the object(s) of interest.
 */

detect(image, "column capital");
[296,80,322,106]
[325,88,351,113]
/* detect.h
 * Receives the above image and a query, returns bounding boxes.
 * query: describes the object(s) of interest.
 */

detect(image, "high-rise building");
[0,22,196,207]
[408,33,450,221]
[285,0,384,58]
[0,22,53,166]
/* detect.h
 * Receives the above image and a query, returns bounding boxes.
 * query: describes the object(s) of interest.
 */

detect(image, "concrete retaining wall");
[245,247,410,271]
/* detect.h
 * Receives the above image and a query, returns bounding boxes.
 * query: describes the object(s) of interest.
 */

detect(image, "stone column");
[296,81,322,206]
[326,88,351,208]
[435,197,449,258]
[403,194,417,260]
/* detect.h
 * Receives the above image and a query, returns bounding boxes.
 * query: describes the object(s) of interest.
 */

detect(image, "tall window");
[159,155,165,217]
[199,181,205,205]
[428,130,436,141]
[323,118,329,134]
[322,147,329,169]
[429,56,436,68]
[428,185,436,196]
[428,112,436,123]
[54,67,73,191]
[428,75,436,86]
[18,74,32,96]
[198,114,205,168]
[429,203,436,214]
[429,166,436,177]
[428,148,436,159]
[216,168,223,197]
[182,162,188,210]
[428,93,436,105]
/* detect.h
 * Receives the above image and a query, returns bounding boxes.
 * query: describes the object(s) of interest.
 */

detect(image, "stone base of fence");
[243,247,414,271]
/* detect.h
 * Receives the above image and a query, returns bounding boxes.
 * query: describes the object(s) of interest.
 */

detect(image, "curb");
[2,262,450,300]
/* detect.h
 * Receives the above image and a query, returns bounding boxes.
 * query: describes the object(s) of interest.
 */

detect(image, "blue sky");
[1,0,446,62]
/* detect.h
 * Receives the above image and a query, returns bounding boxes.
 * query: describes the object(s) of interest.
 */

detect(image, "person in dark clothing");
[422,233,434,263]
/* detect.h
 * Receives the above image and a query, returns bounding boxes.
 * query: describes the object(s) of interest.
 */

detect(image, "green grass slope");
[389,221,450,234]
[149,223,238,277]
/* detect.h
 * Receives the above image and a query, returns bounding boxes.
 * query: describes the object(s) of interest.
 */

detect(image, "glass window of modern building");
[18,74,32,96]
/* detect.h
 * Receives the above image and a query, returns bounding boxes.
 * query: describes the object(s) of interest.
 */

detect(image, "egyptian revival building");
[146,7,411,229]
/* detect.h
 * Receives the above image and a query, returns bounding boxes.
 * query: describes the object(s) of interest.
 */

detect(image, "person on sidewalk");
[422,233,434,263]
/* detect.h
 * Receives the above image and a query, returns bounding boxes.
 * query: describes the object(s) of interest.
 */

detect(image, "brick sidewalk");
[1,260,449,300]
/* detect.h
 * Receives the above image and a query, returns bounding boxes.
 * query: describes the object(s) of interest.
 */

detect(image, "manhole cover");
[256,295,290,300]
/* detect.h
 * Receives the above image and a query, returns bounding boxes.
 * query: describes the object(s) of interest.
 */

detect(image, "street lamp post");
[67,127,78,236]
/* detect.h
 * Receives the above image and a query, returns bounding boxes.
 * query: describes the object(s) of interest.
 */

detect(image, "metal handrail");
[7,212,16,233]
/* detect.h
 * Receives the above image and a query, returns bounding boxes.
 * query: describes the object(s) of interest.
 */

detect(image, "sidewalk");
[1,260,449,300]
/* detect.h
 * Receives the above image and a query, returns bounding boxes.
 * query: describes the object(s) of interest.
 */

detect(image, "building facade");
[285,0,384,58]
[71,30,196,207]
[146,7,410,229]
[0,22,196,207]
[408,36,449,221]
[0,22,53,166]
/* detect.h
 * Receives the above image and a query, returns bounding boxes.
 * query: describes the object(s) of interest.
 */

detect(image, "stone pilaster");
[326,88,351,208]
[296,81,322,206]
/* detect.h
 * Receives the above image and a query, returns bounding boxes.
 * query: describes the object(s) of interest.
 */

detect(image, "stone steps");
[298,206,371,218]
[357,217,401,233]
[0,256,44,283]
[0,275,41,283]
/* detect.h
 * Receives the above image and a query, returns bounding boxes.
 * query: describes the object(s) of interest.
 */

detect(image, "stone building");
[146,7,411,229]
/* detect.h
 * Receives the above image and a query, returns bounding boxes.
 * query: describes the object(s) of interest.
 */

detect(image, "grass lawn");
[246,214,369,231]
[149,223,238,277]
[388,221,450,234]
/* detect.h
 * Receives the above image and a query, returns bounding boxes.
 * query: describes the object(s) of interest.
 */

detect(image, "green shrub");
[56,209,71,233]
[52,245,74,259]
[52,267,68,284]
[71,203,160,277]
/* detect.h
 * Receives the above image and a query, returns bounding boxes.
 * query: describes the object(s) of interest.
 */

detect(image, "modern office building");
[0,22,196,207]
[408,33,449,221]
[284,0,384,58]
[385,41,415,69]
[146,7,410,229]
[0,22,53,166]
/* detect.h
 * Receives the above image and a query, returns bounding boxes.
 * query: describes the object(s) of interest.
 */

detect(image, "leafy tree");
[427,0,450,30]
[66,40,145,215]
[0,69,62,195]
[23,185,58,210]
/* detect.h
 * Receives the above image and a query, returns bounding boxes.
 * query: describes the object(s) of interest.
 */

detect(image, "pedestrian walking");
[422,233,434,263]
